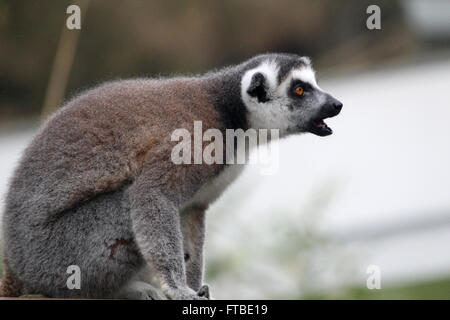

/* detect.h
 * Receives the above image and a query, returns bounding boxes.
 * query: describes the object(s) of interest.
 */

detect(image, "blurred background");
[1,0,450,299]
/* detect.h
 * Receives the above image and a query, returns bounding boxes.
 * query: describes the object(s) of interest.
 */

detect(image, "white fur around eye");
[291,66,321,91]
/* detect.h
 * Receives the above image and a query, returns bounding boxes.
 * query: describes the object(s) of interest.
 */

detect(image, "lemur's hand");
[166,287,208,300]
[197,285,210,299]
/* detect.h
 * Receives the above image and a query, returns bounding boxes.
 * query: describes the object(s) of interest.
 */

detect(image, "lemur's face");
[241,58,342,137]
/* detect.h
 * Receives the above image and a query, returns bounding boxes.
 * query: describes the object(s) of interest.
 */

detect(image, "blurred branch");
[41,0,90,121]
[316,24,414,74]
[333,210,450,244]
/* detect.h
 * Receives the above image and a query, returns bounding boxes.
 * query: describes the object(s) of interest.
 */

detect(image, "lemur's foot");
[19,294,46,299]
[197,285,210,299]
[118,281,167,300]
[166,287,208,300]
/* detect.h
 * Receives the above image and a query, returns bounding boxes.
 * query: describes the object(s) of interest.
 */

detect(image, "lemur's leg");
[3,185,145,299]
[180,205,206,292]
[117,281,167,300]
[128,169,205,300]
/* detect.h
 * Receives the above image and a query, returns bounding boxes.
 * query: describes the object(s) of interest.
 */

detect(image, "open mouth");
[309,117,333,136]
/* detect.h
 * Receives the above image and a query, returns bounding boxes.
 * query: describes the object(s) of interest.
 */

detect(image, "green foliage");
[304,277,450,300]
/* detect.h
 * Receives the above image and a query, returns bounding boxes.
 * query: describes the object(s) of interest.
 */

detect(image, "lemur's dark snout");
[332,101,343,113]
[306,96,342,137]
[324,97,343,117]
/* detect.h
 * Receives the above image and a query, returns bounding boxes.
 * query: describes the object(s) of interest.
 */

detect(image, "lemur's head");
[241,54,342,137]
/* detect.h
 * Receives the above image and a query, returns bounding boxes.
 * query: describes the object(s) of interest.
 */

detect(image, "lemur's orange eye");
[295,87,304,95]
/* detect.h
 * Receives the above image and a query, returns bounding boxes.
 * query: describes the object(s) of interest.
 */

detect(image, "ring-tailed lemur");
[0,53,342,299]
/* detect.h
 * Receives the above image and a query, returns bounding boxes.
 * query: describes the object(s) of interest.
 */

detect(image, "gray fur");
[0,53,341,299]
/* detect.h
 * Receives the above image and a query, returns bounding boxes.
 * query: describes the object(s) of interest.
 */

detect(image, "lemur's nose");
[325,96,343,116]
[333,101,343,113]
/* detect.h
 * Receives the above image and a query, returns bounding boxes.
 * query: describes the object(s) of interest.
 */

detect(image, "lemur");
[0,53,342,299]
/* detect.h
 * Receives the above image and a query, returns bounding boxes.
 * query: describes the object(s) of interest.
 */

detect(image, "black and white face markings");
[241,55,343,137]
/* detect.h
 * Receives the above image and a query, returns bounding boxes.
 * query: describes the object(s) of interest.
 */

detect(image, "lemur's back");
[4,77,222,224]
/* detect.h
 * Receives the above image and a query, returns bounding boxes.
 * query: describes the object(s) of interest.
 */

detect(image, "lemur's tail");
[0,275,19,297]
[0,277,4,296]
[0,259,21,297]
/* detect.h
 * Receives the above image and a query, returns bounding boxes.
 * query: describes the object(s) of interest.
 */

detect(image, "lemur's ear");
[247,72,270,103]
